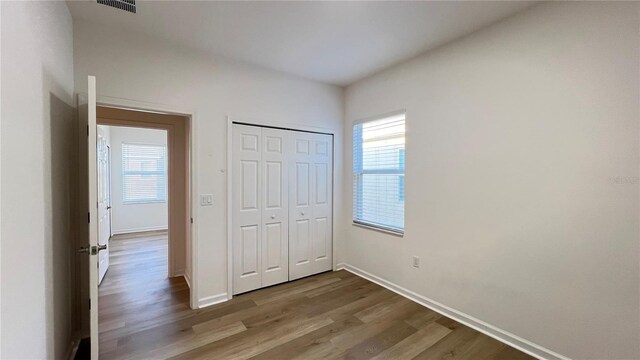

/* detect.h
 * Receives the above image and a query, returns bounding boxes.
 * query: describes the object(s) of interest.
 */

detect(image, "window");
[122,143,167,204]
[353,112,405,234]
[398,149,405,202]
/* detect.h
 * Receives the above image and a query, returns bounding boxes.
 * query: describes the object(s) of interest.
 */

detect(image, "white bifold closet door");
[233,124,290,294]
[232,124,263,294]
[288,131,333,280]
[232,124,332,295]
[260,128,290,287]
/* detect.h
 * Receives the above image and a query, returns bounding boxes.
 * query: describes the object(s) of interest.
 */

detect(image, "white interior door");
[79,75,100,359]
[232,124,263,294]
[261,128,289,287]
[97,127,110,284]
[289,131,333,280]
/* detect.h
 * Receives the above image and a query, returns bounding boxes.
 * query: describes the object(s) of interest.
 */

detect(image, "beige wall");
[73,19,345,306]
[342,2,639,359]
[0,1,76,358]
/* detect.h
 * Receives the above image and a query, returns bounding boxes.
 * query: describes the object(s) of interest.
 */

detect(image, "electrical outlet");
[412,256,420,268]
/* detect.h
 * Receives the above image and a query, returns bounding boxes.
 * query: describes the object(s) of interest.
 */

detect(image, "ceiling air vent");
[97,0,136,14]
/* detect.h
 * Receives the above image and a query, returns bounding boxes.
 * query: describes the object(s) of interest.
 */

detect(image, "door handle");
[78,244,107,255]
[270,215,276,219]
[301,212,305,216]
[107,206,111,210]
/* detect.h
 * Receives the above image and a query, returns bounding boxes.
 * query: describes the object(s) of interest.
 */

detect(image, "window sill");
[352,221,404,237]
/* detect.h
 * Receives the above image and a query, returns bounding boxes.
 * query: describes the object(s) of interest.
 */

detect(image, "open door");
[97,126,111,284]
[78,75,101,359]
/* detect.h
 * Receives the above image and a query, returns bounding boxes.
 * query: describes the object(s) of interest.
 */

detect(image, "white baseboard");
[183,272,191,289]
[198,293,228,309]
[171,267,186,278]
[336,263,570,360]
[112,226,168,235]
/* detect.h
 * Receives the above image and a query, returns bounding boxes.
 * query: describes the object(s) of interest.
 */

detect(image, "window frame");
[121,142,168,205]
[352,110,406,236]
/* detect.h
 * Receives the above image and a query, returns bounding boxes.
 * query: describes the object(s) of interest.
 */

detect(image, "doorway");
[96,106,191,279]
[96,124,169,285]
[94,106,192,358]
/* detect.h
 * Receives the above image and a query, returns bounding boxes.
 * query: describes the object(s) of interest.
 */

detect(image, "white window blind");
[353,112,405,234]
[122,143,167,204]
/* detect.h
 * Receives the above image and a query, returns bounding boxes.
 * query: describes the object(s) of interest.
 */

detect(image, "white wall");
[107,126,169,234]
[1,1,76,358]
[73,19,344,306]
[342,2,639,360]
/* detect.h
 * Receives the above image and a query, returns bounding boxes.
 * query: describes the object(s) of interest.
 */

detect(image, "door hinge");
[87,125,89,136]
[190,217,194,224]
[89,298,91,310]
[88,212,90,223]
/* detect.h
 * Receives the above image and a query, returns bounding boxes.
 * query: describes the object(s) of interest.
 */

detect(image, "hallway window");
[122,143,167,204]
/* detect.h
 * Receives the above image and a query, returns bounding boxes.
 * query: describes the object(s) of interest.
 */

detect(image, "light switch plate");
[200,194,214,206]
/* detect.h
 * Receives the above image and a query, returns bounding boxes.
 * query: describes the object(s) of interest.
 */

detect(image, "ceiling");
[67,1,536,86]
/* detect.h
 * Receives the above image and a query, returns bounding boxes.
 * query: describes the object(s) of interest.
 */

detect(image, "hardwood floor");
[99,232,534,360]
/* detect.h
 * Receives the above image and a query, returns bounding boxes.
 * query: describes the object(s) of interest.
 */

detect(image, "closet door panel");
[232,124,262,294]
[289,133,314,280]
[265,162,282,208]
[261,128,289,287]
[241,161,259,210]
[313,217,329,262]
[309,133,333,274]
[240,225,259,276]
[264,223,283,268]
[295,163,310,206]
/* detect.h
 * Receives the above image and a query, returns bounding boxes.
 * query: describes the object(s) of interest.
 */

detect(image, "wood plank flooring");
[99,232,534,360]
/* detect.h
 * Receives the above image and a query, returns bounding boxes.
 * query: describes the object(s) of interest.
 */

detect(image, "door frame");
[94,95,199,310]
[226,116,338,299]
[96,109,183,277]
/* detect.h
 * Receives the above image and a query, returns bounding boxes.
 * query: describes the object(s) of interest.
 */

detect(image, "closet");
[232,123,333,295]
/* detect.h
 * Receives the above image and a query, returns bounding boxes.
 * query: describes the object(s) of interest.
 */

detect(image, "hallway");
[98,231,189,358]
